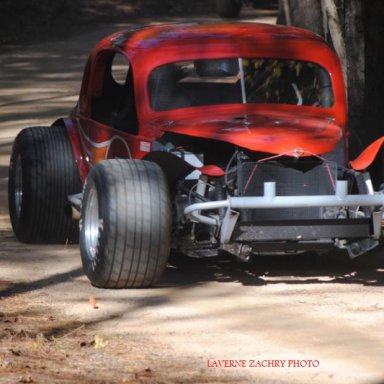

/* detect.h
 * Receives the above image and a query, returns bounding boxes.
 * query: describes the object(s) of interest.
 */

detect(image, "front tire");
[80,159,172,288]
[8,126,82,243]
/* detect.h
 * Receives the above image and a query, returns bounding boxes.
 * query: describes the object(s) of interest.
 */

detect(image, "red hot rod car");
[9,23,384,288]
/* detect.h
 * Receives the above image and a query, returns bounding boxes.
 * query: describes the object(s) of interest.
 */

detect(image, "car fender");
[52,117,90,183]
[350,136,384,171]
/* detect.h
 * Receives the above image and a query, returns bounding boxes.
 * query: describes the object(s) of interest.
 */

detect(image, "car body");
[9,23,384,288]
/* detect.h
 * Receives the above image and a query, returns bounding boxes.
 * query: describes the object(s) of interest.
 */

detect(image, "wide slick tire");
[80,159,172,288]
[216,0,242,18]
[8,126,82,243]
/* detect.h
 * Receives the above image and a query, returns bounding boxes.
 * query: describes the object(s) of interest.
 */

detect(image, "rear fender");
[143,151,195,186]
[144,151,226,186]
[52,118,90,183]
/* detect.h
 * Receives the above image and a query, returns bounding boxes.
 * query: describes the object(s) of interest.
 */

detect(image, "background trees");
[278,0,384,176]
[2,0,382,180]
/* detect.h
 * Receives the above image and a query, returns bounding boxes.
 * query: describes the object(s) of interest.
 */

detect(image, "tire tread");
[80,159,171,288]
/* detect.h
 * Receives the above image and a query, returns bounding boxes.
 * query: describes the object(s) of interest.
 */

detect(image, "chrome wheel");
[14,154,23,221]
[83,181,100,262]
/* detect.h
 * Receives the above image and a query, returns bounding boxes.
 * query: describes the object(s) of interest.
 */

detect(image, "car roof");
[113,22,324,48]
[94,22,335,68]
[88,23,346,127]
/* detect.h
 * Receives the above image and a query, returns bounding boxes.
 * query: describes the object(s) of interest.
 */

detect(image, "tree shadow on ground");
[0,268,85,299]
[162,249,384,287]
[1,230,384,302]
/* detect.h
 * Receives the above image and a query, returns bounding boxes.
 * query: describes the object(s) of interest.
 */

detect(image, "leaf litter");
[0,287,236,383]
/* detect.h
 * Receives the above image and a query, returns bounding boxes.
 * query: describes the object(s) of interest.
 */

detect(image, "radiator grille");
[237,160,337,221]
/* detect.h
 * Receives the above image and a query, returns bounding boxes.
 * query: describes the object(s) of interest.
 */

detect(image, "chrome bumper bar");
[184,180,384,230]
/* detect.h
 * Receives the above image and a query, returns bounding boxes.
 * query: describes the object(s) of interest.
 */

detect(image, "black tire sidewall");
[9,130,32,238]
[8,126,82,243]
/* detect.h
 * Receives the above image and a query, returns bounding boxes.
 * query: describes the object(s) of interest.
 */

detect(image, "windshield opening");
[148,58,334,111]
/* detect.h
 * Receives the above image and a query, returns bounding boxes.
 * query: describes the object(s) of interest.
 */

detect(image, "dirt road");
[1,8,384,384]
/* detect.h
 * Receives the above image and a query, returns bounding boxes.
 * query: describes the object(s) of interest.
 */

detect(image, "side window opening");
[91,52,138,134]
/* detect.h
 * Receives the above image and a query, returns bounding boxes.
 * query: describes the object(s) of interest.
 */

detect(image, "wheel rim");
[14,154,23,221]
[83,182,100,262]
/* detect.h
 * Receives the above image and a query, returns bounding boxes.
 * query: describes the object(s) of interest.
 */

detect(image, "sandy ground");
[1,7,384,384]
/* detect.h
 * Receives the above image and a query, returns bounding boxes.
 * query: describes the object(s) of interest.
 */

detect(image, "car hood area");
[157,108,344,157]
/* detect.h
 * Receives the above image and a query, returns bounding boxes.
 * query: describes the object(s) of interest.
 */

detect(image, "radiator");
[237,160,337,221]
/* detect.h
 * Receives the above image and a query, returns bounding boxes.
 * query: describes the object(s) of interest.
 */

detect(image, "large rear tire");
[80,159,172,288]
[216,0,242,18]
[8,126,82,243]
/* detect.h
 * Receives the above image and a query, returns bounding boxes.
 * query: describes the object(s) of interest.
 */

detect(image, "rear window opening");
[148,58,334,111]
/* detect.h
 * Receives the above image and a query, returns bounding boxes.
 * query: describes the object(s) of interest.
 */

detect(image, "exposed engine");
[154,133,381,261]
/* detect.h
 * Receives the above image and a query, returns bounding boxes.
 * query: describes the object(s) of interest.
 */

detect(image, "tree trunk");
[277,0,323,35]
[364,1,384,142]
[278,0,384,184]
[321,0,347,84]
[362,0,384,185]
[343,0,365,157]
